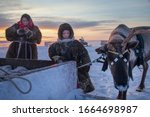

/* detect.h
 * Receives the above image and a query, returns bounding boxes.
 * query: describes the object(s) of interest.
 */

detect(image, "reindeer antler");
[122,28,136,47]
[122,28,150,48]
[122,28,150,50]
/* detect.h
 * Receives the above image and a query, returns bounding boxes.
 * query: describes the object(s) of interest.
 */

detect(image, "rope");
[0,68,32,94]
[108,49,129,56]
[0,68,9,75]
[15,41,34,59]
[13,40,35,45]
[25,42,27,59]
[123,50,129,55]
[78,50,129,69]
[17,42,22,58]
[29,45,32,59]
[77,62,93,69]
[78,56,105,69]
[108,50,119,55]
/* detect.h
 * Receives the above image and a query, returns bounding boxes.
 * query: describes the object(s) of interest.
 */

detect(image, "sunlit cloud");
[0,0,33,28]
[0,0,150,41]
[34,16,118,29]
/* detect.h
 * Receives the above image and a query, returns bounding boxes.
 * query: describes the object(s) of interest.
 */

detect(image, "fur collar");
[57,38,75,43]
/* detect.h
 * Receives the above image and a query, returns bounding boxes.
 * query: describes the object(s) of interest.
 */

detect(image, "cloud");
[0,1,20,10]
[33,16,118,29]
[0,0,32,28]
[90,28,114,32]
[70,20,118,29]
[0,14,15,27]
[0,13,118,31]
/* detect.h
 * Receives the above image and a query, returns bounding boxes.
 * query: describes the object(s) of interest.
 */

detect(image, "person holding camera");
[5,14,42,59]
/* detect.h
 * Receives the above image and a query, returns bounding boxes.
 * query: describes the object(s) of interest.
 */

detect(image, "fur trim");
[58,23,74,39]
[57,38,75,43]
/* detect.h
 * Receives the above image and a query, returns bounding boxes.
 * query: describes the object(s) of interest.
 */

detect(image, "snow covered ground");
[0,40,150,100]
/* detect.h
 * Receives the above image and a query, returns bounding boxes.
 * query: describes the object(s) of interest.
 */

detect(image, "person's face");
[62,30,70,39]
[21,17,29,26]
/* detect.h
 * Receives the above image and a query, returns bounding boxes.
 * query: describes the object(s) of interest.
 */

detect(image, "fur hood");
[58,23,74,39]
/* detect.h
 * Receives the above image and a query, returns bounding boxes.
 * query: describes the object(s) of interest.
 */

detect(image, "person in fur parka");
[48,23,94,93]
[5,14,42,59]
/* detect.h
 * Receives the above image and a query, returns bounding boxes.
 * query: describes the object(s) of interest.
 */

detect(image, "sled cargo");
[0,58,77,100]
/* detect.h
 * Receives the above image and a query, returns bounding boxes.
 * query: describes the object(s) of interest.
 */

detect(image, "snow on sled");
[0,58,77,100]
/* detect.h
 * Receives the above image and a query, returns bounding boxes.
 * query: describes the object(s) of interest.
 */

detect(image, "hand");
[52,56,63,63]
[24,27,30,32]
[25,30,33,38]
[23,27,33,38]
[17,29,25,35]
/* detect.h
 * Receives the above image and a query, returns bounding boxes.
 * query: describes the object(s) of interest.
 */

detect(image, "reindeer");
[95,24,150,100]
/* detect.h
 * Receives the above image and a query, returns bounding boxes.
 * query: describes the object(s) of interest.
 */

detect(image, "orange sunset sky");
[0,0,150,42]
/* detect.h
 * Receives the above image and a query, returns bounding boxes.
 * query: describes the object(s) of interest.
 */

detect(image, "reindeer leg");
[117,91,127,100]
[136,62,149,92]
[117,91,122,99]
[123,91,127,100]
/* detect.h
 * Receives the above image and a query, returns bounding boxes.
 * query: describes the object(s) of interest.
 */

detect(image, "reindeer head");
[95,34,138,92]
